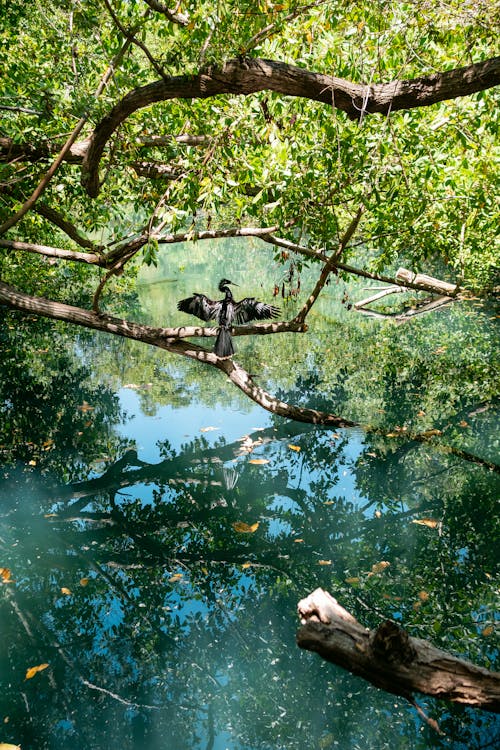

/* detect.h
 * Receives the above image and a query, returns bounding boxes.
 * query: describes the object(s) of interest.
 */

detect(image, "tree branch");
[34,203,104,252]
[82,55,500,196]
[142,0,189,26]
[0,238,106,266]
[294,205,364,323]
[297,588,500,713]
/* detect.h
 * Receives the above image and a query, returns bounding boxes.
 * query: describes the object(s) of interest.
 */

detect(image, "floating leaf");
[0,568,13,583]
[288,444,301,452]
[458,420,469,428]
[293,539,304,543]
[420,429,442,438]
[168,573,183,582]
[25,663,49,680]
[0,744,22,750]
[248,458,269,465]
[370,561,390,574]
[233,521,259,533]
[323,500,334,505]
[318,559,332,566]
[345,577,360,584]
[77,401,94,412]
[375,510,382,518]
[416,410,426,417]
[412,518,439,528]
[482,625,494,637]
[79,578,89,587]
[366,452,377,457]
[241,562,252,569]
[60,587,72,596]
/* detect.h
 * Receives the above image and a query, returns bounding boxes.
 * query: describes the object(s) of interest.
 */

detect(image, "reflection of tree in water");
[0,310,131,481]
[1,416,499,749]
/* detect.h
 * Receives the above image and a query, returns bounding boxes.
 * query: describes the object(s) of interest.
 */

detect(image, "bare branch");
[294,205,364,323]
[0,238,106,266]
[142,0,189,26]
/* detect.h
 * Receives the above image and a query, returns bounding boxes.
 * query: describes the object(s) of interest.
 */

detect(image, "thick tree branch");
[0,238,107,266]
[142,0,189,26]
[297,589,500,713]
[82,56,500,196]
[34,203,104,252]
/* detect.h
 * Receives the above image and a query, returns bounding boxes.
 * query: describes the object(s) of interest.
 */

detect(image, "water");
[1,240,499,749]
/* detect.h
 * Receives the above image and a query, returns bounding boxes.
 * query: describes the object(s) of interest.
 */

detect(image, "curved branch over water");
[82,56,500,196]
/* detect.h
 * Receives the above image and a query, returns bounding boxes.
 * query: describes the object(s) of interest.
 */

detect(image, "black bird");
[177,278,280,358]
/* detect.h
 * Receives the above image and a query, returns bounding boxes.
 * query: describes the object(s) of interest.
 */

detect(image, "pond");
[1,239,499,749]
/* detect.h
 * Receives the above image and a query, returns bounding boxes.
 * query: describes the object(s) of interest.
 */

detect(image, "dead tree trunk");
[297,588,500,713]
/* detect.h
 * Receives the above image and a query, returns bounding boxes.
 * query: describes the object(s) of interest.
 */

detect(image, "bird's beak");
[229,281,239,286]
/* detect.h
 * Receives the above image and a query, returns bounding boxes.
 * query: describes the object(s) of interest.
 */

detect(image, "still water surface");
[1,240,499,749]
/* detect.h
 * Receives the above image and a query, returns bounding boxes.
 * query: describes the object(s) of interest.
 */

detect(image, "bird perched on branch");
[177,278,280,358]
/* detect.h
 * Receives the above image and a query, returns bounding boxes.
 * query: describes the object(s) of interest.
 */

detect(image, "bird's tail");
[214,326,234,358]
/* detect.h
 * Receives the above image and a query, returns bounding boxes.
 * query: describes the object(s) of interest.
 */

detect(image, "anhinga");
[177,279,280,358]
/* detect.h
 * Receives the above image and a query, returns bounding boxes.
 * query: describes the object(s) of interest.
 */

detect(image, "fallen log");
[297,588,500,714]
[395,268,461,297]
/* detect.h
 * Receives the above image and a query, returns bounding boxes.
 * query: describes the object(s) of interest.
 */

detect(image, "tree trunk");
[297,588,500,713]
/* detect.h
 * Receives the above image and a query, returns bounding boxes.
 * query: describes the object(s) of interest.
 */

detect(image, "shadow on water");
[0,267,499,749]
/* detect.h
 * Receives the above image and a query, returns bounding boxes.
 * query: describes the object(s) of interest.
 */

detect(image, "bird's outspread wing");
[177,293,223,322]
[233,298,280,324]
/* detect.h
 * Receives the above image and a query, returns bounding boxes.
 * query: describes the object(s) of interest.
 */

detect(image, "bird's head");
[218,278,238,291]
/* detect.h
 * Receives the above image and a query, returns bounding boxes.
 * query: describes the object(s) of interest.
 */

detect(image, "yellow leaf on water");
[0,568,14,583]
[412,518,439,528]
[25,663,49,680]
[248,459,269,465]
[60,587,72,596]
[419,590,430,601]
[459,420,469,428]
[0,744,22,750]
[233,521,259,533]
[77,401,94,412]
[318,560,332,566]
[482,625,494,637]
[241,562,252,569]
[79,578,89,587]
[293,539,304,543]
[323,500,334,505]
[420,429,442,438]
[370,561,390,574]
[168,573,183,582]
[345,577,360,584]
[288,444,301,452]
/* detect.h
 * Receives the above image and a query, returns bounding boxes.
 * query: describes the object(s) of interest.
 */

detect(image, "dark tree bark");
[82,55,500,196]
[297,589,500,714]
